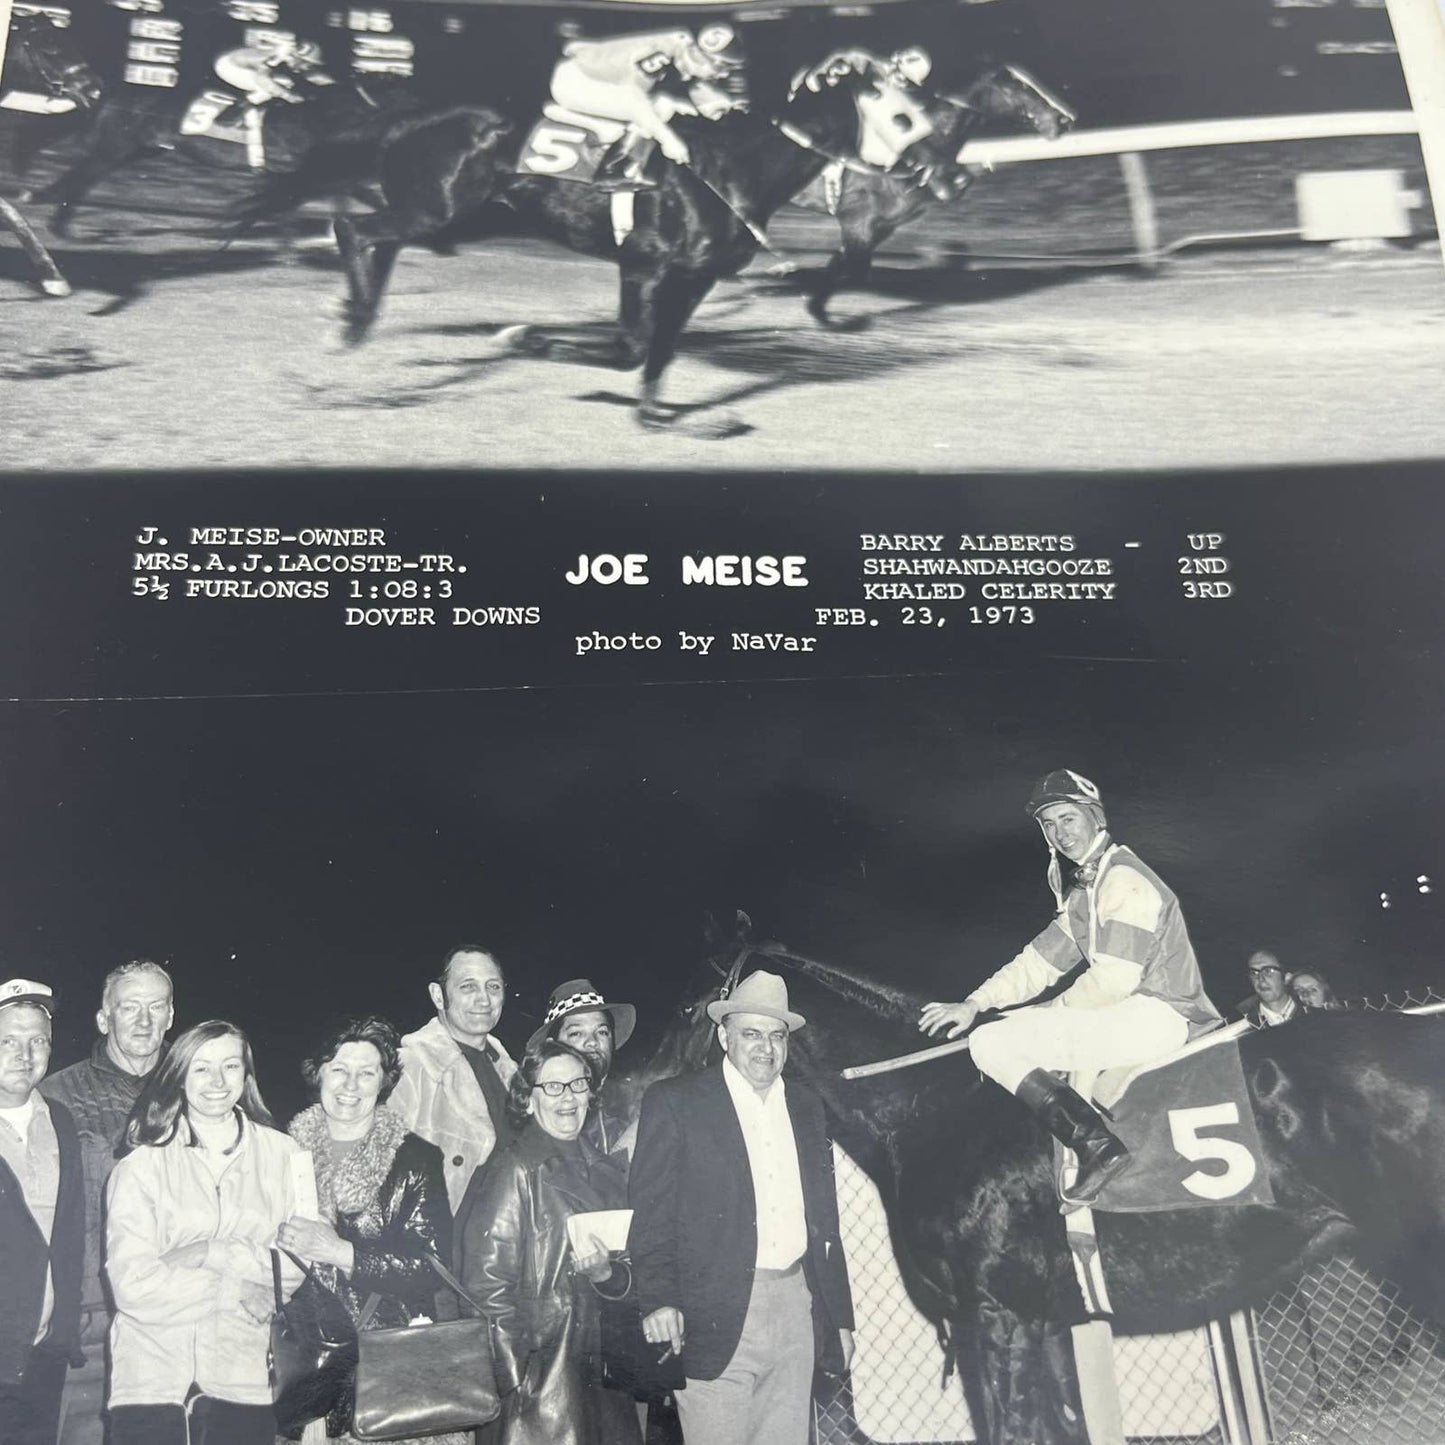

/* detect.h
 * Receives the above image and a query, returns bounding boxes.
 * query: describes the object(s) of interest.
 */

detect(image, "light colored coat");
[105,1115,304,1407]
[391,1017,517,1212]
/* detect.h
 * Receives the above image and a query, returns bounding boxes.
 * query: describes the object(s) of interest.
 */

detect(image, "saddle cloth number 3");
[1167,1103,1259,1200]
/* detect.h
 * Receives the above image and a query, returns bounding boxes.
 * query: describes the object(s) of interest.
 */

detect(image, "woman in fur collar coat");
[279,1016,468,1445]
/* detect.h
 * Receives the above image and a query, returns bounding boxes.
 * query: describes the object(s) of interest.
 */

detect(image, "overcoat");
[627,1062,854,1382]
[458,1125,640,1445]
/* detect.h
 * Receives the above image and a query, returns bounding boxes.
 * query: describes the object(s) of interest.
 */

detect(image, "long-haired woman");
[106,1019,305,1445]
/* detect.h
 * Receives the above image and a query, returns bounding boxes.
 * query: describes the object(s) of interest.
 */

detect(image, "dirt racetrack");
[3,194,1444,474]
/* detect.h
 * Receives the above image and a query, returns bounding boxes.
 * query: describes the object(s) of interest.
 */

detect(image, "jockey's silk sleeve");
[966,933,1073,1010]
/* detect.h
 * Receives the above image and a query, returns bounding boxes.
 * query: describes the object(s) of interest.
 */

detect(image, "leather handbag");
[269,1249,359,1440]
[350,1255,500,1441]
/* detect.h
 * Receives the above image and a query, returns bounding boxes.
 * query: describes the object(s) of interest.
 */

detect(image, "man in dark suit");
[0,979,85,1445]
[628,969,854,1445]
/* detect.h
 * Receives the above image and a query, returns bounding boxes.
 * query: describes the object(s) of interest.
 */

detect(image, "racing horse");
[637,915,1445,1445]
[790,64,1076,325]
[331,54,944,435]
[30,64,418,238]
[0,14,103,296]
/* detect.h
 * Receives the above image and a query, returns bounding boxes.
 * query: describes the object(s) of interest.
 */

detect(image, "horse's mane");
[760,943,927,1026]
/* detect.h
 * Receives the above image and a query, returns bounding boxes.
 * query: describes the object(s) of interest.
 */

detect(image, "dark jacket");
[315,1130,455,1436]
[0,1094,85,1383]
[627,1063,854,1382]
[1235,995,1300,1028]
[457,1125,640,1445]
[40,1040,156,1319]
[332,1132,454,1329]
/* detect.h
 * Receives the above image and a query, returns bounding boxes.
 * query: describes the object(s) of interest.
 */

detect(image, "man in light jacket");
[392,945,518,1211]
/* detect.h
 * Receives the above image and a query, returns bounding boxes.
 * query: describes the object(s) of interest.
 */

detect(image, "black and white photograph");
[0,467,1443,1445]
[0,0,1442,464]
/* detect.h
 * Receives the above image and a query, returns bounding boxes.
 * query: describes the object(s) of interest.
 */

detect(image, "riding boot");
[1014,1069,1133,1206]
[595,132,657,191]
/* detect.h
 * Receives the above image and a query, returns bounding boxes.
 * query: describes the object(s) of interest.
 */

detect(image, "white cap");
[0,978,56,1015]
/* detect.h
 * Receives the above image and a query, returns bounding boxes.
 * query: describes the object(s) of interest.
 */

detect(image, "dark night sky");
[4,657,1440,1120]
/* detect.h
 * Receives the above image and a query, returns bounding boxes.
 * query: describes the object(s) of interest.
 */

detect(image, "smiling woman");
[106,1021,304,1445]
[280,1015,468,1445]
[456,1039,641,1445]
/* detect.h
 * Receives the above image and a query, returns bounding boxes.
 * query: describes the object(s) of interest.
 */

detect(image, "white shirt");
[721,1057,807,1270]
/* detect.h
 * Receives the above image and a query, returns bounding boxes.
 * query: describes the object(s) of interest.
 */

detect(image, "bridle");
[14,21,100,109]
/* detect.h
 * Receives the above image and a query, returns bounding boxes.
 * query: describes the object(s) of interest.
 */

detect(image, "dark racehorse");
[633,916,1445,1445]
[0,15,103,296]
[31,66,418,238]
[790,64,1075,324]
[332,54,941,434]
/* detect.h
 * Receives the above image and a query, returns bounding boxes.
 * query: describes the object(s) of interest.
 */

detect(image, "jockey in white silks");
[213,34,326,107]
[920,770,1223,1206]
[549,24,744,171]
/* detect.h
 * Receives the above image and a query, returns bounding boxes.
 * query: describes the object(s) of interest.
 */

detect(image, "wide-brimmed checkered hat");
[526,978,636,1054]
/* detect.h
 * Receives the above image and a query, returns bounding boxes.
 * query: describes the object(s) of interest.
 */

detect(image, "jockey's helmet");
[696,23,744,68]
[265,35,322,70]
[1028,769,1105,822]
[891,46,932,86]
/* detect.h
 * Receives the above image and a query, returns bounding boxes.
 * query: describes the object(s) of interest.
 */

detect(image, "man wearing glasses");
[1237,950,1300,1028]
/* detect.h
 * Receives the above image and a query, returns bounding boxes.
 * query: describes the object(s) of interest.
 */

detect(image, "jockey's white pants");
[970,994,1188,1096]
[550,60,671,143]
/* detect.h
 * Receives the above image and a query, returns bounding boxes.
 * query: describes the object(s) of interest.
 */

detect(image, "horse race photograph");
[1,451,1443,1445]
[0,0,1442,464]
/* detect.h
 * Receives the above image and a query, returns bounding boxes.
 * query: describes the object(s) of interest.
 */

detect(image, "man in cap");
[39,960,173,1445]
[392,944,518,1211]
[1235,950,1301,1027]
[0,980,85,1445]
[529,978,637,1158]
[920,769,1223,1207]
[629,969,854,1445]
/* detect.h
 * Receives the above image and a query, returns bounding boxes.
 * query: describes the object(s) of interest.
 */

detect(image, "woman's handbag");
[269,1249,360,1440]
[349,1255,500,1441]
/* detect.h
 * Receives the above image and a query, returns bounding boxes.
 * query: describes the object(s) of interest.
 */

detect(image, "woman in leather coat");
[279,1016,467,1445]
[458,1039,641,1445]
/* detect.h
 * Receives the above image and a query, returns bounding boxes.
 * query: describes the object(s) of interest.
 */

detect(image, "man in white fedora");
[628,970,854,1445]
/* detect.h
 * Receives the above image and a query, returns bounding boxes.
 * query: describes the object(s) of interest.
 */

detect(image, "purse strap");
[355,1255,488,1332]
[271,1245,325,1312]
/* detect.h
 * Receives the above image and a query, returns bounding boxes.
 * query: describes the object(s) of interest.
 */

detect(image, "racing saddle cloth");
[517,103,654,189]
[1058,1021,1275,1215]
[0,87,79,114]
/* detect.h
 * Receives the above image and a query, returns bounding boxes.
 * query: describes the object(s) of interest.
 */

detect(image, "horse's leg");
[636,268,717,428]
[955,1300,1089,1445]
[0,196,70,297]
[37,133,147,239]
[808,192,922,328]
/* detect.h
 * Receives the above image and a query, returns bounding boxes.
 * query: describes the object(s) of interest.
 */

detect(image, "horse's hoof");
[40,278,72,298]
[637,404,750,440]
[765,261,799,277]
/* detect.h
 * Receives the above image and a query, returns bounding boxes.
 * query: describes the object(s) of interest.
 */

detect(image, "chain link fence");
[1252,1258,1445,1445]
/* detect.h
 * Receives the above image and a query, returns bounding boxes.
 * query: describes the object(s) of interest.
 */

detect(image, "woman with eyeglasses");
[457,1039,641,1445]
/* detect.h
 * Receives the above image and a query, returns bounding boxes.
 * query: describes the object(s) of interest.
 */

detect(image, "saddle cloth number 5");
[1167,1103,1259,1200]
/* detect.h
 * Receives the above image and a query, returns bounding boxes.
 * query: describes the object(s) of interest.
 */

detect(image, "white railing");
[957,110,1427,264]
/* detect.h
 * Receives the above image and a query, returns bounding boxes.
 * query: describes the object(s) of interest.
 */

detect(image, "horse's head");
[9,11,104,110]
[783,50,939,176]
[960,63,1075,140]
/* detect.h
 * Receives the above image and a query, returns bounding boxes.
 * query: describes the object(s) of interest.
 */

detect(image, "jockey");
[549,23,744,173]
[920,769,1223,1207]
[213,34,326,107]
